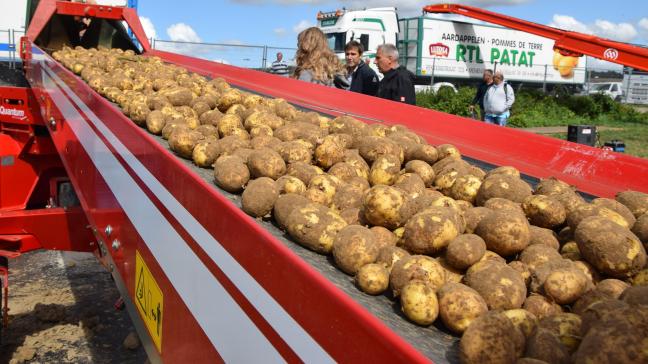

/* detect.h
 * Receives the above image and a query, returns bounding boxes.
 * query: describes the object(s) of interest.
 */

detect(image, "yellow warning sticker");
[135,250,163,353]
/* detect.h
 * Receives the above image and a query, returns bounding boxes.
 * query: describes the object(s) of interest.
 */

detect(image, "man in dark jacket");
[374,44,416,105]
[344,41,379,96]
[469,69,494,120]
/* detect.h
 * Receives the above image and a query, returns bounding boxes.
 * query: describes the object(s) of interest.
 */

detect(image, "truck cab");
[317,7,398,66]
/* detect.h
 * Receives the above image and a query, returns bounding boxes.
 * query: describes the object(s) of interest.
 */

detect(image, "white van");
[587,82,624,101]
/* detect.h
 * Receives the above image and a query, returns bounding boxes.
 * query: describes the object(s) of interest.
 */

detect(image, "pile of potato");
[55,46,648,364]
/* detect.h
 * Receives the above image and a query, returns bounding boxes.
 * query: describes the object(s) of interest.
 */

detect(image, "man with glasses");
[483,71,515,126]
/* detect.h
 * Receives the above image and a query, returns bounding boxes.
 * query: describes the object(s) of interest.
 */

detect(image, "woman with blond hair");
[293,27,344,86]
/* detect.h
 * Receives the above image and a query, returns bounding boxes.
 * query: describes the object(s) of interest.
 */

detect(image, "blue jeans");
[484,111,509,126]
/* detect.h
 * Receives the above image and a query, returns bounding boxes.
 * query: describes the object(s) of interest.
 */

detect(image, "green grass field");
[417,87,648,159]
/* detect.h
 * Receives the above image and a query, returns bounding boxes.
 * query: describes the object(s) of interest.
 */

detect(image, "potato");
[368,154,401,186]
[376,245,409,271]
[339,207,362,225]
[273,193,309,230]
[552,191,586,215]
[591,197,637,227]
[250,125,273,138]
[619,285,648,306]
[522,194,566,229]
[244,111,284,131]
[199,109,223,126]
[217,89,242,112]
[524,328,570,364]
[355,263,389,295]
[596,279,630,299]
[528,226,560,250]
[408,144,438,164]
[543,267,589,304]
[146,109,166,134]
[403,160,435,187]
[400,280,439,326]
[445,234,486,270]
[436,144,461,160]
[448,175,482,204]
[275,175,306,195]
[632,213,648,246]
[369,226,398,250]
[508,261,532,286]
[536,313,582,354]
[276,141,313,164]
[573,260,599,286]
[402,207,461,255]
[247,148,286,180]
[474,210,530,257]
[195,124,218,138]
[332,225,379,275]
[438,282,488,333]
[478,250,506,264]
[534,177,576,196]
[241,177,279,217]
[484,165,520,179]
[389,255,445,296]
[192,138,220,168]
[560,241,581,260]
[358,136,404,164]
[213,135,250,157]
[328,115,368,142]
[308,175,340,205]
[463,207,492,234]
[464,260,527,310]
[250,135,281,150]
[483,197,524,215]
[313,138,344,169]
[361,185,409,229]
[286,203,347,254]
[393,173,425,197]
[286,162,323,185]
[519,244,562,271]
[575,216,646,278]
[128,102,150,126]
[192,101,211,116]
[503,309,538,338]
[168,129,204,159]
[632,269,648,286]
[574,305,648,364]
[327,162,358,183]
[567,203,629,230]
[217,114,244,138]
[476,174,532,205]
[528,258,575,293]
[523,294,563,320]
[615,190,648,218]
[331,183,364,211]
[459,311,523,364]
[433,168,465,195]
[213,155,250,193]
[163,87,193,106]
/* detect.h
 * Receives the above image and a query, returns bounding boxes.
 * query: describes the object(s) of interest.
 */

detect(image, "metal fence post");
[542,64,548,93]
[262,46,268,70]
[626,68,633,103]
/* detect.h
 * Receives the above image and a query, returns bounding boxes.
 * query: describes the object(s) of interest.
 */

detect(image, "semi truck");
[317,7,586,87]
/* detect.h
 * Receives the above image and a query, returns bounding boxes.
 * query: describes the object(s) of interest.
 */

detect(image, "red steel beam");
[423,3,648,71]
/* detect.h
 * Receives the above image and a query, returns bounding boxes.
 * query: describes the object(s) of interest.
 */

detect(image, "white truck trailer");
[317,7,586,87]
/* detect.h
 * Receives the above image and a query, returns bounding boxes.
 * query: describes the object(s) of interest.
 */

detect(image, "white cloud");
[212,59,231,64]
[139,16,156,39]
[167,23,202,43]
[640,18,648,31]
[274,28,287,36]
[293,20,314,34]
[549,14,638,43]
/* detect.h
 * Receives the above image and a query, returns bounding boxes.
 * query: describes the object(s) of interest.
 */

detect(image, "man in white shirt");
[270,52,289,77]
[483,71,515,126]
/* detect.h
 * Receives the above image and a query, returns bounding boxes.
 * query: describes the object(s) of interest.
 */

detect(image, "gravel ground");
[0,250,148,364]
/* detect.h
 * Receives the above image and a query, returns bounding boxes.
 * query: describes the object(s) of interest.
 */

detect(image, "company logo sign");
[603,48,619,60]
[0,106,25,119]
[429,43,449,57]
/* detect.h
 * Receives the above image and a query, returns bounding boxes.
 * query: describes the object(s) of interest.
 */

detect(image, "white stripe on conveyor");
[41,66,285,363]
[44,63,335,363]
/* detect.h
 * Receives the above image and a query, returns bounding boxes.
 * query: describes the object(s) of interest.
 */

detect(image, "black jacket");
[472,81,492,109]
[349,62,379,96]
[377,66,416,105]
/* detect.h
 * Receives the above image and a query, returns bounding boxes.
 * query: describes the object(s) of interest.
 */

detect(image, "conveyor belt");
[149,132,461,363]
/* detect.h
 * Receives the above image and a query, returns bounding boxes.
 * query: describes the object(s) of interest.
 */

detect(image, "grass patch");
[416,87,648,159]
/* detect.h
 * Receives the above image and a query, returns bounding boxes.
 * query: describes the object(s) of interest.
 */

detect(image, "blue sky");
[135,0,648,67]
